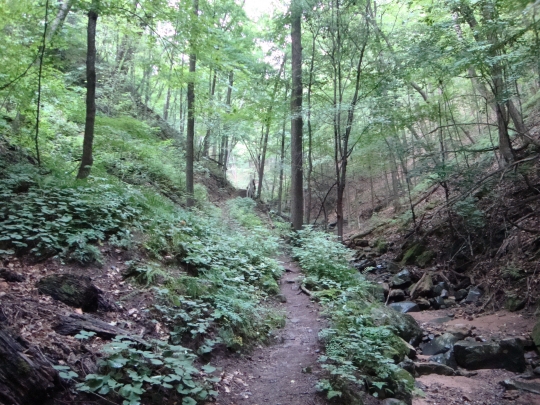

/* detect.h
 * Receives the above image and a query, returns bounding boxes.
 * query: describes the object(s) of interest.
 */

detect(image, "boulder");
[386,261,401,274]
[420,333,460,356]
[353,258,376,272]
[464,286,482,304]
[501,379,540,395]
[391,269,412,288]
[433,282,447,296]
[454,338,526,372]
[416,298,431,310]
[504,294,526,312]
[388,289,406,302]
[445,324,472,340]
[389,301,420,314]
[455,289,468,301]
[430,296,445,309]
[429,348,458,369]
[367,284,386,302]
[410,274,433,299]
[414,362,456,376]
[372,306,423,345]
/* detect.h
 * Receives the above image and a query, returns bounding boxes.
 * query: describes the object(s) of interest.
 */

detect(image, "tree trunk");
[277,109,286,215]
[221,71,234,176]
[77,8,98,179]
[202,69,217,158]
[186,0,199,208]
[290,0,303,231]
[46,0,73,43]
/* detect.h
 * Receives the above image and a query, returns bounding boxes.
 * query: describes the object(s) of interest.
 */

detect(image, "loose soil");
[213,256,329,405]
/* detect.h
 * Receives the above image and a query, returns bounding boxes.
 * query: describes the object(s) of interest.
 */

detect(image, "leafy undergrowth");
[292,228,415,404]
[0,128,285,405]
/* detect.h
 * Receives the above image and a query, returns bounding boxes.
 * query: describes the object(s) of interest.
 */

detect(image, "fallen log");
[0,324,58,405]
[54,313,149,346]
[36,274,118,312]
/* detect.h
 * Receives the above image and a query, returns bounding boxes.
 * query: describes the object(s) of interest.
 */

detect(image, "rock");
[444,298,456,307]
[533,366,540,375]
[430,296,445,309]
[440,289,449,299]
[414,362,456,376]
[400,243,426,265]
[433,282,447,296]
[446,324,471,340]
[505,294,526,312]
[416,250,435,268]
[455,289,468,301]
[416,298,431,310]
[398,358,416,375]
[532,320,540,348]
[389,301,420,313]
[501,379,540,395]
[372,306,423,345]
[388,289,406,302]
[353,258,376,272]
[276,294,287,303]
[398,337,417,358]
[391,269,412,288]
[454,338,526,372]
[464,286,482,304]
[429,347,458,369]
[382,399,408,405]
[367,284,386,302]
[420,333,460,356]
[410,274,433,299]
[386,261,401,274]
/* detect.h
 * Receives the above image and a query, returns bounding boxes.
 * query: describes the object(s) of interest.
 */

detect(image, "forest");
[1,0,540,404]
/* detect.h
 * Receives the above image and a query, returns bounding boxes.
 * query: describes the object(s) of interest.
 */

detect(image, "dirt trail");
[214,256,328,405]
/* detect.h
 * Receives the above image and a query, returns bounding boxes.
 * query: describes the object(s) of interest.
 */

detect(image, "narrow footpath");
[214,256,329,405]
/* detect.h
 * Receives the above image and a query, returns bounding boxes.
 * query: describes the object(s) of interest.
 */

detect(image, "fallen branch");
[300,285,312,297]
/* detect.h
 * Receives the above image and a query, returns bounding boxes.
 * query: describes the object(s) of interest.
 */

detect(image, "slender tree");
[77,2,98,179]
[290,0,303,231]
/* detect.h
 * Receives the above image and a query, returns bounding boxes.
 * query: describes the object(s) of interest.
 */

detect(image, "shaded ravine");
[214,256,329,405]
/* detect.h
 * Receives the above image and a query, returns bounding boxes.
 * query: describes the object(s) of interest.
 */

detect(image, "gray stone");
[504,294,526,312]
[385,261,401,274]
[382,399,408,405]
[398,358,415,375]
[501,379,540,395]
[355,239,369,247]
[353,258,376,272]
[430,296,445,309]
[392,269,412,288]
[389,301,420,314]
[372,306,423,345]
[416,298,431,310]
[464,286,482,304]
[414,362,456,376]
[440,289,449,299]
[533,366,540,375]
[429,347,458,369]
[388,289,406,302]
[433,282,447,296]
[532,320,540,349]
[367,284,386,302]
[455,289,468,301]
[276,294,287,303]
[454,338,526,372]
[410,274,433,299]
[445,324,471,340]
[420,333,460,356]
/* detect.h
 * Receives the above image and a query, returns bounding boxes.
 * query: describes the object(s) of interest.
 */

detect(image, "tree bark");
[202,69,217,158]
[0,325,58,405]
[290,0,303,231]
[186,0,199,207]
[46,0,73,43]
[77,8,98,179]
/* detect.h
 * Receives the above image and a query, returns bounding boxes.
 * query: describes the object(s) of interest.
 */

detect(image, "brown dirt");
[213,256,329,405]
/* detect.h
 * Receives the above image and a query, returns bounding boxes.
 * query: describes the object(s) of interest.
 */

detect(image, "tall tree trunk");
[305,30,317,224]
[221,71,234,176]
[277,91,287,216]
[202,69,217,158]
[186,0,198,207]
[77,7,98,179]
[257,58,286,200]
[46,0,73,43]
[290,0,303,231]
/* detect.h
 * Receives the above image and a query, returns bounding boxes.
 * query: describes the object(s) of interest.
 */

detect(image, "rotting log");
[0,324,58,405]
[0,268,25,282]
[54,313,149,346]
[36,274,118,312]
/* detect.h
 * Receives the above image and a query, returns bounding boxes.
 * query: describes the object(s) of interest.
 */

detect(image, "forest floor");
[213,256,332,405]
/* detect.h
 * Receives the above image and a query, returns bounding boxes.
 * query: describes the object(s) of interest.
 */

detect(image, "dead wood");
[54,313,150,346]
[0,324,58,405]
[0,268,25,282]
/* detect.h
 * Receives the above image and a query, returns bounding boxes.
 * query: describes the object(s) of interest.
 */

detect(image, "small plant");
[77,337,218,405]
